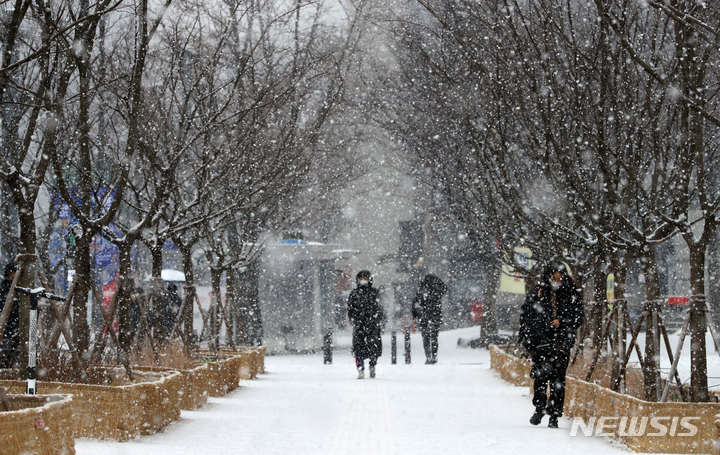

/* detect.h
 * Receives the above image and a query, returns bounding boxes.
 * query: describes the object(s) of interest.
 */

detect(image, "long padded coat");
[347,284,384,358]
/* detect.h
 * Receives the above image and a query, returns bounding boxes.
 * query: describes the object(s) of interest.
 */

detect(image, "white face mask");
[359,280,369,286]
[551,281,561,290]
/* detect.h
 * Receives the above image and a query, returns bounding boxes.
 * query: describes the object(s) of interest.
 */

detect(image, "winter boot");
[357,368,364,379]
[529,409,545,426]
[369,366,376,378]
[548,416,559,428]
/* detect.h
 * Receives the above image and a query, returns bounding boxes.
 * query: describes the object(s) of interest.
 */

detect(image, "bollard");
[27,291,38,395]
[15,287,65,395]
[323,329,332,364]
[391,331,397,364]
[404,330,411,364]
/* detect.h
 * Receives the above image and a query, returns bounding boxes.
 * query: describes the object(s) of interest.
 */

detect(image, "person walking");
[519,262,584,428]
[0,262,20,368]
[347,270,384,379]
[412,274,447,364]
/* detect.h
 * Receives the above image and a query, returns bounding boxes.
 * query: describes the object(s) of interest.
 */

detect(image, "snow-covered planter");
[131,364,209,411]
[489,344,532,386]
[0,394,74,455]
[1,367,183,441]
[216,346,267,378]
[194,354,245,397]
[564,376,720,454]
[491,345,720,453]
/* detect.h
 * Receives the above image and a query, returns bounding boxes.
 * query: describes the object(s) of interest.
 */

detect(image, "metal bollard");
[404,330,411,364]
[15,287,65,395]
[27,292,38,395]
[323,329,332,364]
[391,331,397,364]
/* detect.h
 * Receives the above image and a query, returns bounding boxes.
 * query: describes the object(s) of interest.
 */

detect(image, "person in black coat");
[412,274,447,364]
[519,262,584,428]
[347,270,384,379]
[0,262,20,368]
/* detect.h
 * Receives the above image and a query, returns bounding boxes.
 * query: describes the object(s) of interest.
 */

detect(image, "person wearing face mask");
[347,270,385,379]
[518,262,584,428]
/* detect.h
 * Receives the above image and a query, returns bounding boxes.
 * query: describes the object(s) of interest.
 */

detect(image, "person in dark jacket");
[0,262,20,368]
[519,262,584,428]
[412,274,447,364]
[347,270,384,379]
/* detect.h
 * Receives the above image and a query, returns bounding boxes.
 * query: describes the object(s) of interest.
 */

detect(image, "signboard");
[668,296,689,306]
[499,247,533,294]
[607,273,615,302]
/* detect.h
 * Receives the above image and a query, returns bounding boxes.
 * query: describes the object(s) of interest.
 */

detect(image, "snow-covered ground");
[76,327,688,455]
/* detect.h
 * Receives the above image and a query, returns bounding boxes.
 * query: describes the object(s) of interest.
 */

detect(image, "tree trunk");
[590,254,608,353]
[688,243,709,402]
[610,252,629,393]
[209,267,224,352]
[181,248,195,346]
[116,242,134,354]
[72,229,91,355]
[641,243,662,401]
[150,243,166,344]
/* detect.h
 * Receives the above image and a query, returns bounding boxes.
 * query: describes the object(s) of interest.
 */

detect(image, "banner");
[499,247,533,294]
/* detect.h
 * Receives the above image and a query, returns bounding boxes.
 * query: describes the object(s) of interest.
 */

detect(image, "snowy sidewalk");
[76,327,633,455]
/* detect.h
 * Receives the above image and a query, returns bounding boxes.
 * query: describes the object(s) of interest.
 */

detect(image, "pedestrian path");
[76,327,639,455]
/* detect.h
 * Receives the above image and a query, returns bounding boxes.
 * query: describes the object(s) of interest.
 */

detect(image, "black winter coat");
[412,274,447,329]
[0,279,20,345]
[347,284,384,358]
[519,282,584,357]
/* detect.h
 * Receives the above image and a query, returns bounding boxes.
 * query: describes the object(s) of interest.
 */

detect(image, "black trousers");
[531,348,570,417]
[422,324,439,361]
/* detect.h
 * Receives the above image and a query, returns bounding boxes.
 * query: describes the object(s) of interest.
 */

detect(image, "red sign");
[668,296,689,306]
[470,302,483,322]
[34,416,45,429]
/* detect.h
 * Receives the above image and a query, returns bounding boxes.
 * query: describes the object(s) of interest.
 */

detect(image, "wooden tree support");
[585,306,618,382]
[660,309,691,402]
[0,260,23,345]
[569,325,585,367]
[614,307,645,392]
[42,283,76,351]
[657,314,686,401]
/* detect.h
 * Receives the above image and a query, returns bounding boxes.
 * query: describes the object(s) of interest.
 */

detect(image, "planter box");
[1,368,182,441]
[489,344,720,453]
[489,344,532,386]
[194,353,248,396]
[131,364,209,411]
[565,376,720,454]
[216,346,266,378]
[0,394,74,455]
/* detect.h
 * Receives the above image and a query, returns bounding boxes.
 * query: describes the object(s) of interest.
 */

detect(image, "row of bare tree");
[0,0,368,379]
[367,0,720,402]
